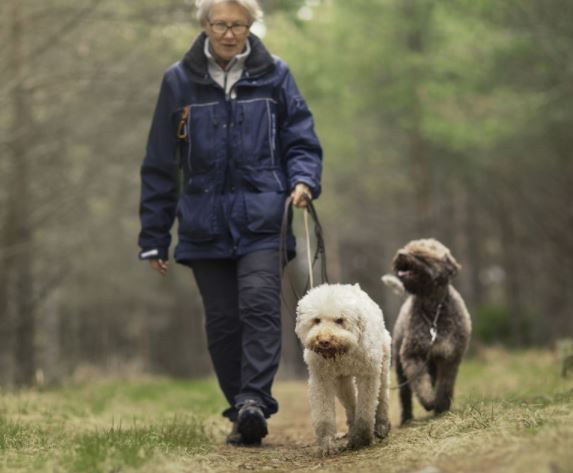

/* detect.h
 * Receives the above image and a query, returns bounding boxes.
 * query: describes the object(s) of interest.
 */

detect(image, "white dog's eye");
[335,318,344,325]
[313,318,321,325]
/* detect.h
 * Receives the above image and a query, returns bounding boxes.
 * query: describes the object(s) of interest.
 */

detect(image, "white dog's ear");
[294,303,303,337]
[294,313,306,340]
[356,311,366,342]
[294,321,302,339]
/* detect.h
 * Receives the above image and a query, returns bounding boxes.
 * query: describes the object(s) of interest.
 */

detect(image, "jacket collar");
[204,36,251,72]
[182,32,275,84]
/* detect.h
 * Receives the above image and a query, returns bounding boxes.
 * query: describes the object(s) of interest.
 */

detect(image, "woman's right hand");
[149,259,168,276]
[291,182,312,208]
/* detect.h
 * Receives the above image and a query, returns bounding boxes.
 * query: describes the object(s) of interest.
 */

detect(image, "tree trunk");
[402,0,435,236]
[7,0,36,387]
[0,265,14,385]
[497,191,525,346]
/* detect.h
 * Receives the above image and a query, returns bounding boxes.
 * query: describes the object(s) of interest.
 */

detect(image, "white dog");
[295,284,391,455]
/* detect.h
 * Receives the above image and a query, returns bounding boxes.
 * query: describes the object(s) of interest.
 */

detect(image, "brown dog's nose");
[318,339,331,348]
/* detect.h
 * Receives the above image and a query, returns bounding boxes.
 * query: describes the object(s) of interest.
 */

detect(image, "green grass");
[69,417,208,473]
[0,350,572,473]
[0,378,225,473]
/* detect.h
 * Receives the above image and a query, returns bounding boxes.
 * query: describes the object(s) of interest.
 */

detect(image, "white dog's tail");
[381,274,405,296]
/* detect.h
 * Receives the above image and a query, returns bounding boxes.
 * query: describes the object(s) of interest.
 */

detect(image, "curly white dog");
[295,284,391,455]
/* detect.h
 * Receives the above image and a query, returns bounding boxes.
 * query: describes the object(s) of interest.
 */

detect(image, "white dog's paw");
[347,420,373,450]
[374,419,391,439]
[317,436,336,456]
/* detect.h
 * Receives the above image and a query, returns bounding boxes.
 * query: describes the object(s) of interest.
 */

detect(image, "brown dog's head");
[392,239,461,295]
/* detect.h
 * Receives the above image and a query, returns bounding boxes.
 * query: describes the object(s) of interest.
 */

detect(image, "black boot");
[236,400,268,445]
[225,421,243,445]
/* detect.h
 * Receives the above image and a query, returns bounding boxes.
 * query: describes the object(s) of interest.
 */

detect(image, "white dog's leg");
[309,372,336,456]
[347,374,380,449]
[335,376,356,433]
[375,342,391,439]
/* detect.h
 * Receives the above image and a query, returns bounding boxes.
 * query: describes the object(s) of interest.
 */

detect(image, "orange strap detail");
[177,105,190,140]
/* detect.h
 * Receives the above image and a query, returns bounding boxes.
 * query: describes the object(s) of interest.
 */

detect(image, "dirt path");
[189,381,403,473]
[172,374,573,473]
[207,382,328,472]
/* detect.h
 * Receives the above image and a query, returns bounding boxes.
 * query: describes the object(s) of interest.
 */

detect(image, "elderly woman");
[138,0,322,445]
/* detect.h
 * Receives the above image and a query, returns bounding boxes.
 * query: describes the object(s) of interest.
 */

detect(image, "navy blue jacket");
[138,33,323,263]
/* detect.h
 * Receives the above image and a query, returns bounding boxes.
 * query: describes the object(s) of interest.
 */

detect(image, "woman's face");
[203,2,251,64]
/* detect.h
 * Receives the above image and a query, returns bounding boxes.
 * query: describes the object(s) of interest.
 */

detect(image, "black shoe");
[236,400,268,445]
[225,421,244,446]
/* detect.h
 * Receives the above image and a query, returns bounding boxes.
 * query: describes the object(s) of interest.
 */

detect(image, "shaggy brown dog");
[385,239,471,425]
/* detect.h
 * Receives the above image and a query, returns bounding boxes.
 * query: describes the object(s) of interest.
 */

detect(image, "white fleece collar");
[204,38,251,98]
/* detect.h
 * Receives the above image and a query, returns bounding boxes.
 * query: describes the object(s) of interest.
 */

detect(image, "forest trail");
[165,354,573,473]
[1,350,571,473]
[187,381,389,473]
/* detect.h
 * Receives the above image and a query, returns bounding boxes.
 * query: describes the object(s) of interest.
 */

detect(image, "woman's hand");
[149,259,169,276]
[291,182,312,208]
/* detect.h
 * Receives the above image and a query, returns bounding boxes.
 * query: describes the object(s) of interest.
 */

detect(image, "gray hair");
[195,0,263,25]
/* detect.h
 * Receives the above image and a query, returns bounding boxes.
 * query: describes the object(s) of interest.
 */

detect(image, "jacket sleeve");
[138,72,179,261]
[278,67,323,199]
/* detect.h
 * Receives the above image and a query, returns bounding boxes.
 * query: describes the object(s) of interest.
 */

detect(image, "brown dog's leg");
[434,359,460,414]
[403,356,435,412]
[396,356,413,424]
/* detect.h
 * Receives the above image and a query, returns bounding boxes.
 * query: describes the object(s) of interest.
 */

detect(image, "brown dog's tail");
[381,274,405,296]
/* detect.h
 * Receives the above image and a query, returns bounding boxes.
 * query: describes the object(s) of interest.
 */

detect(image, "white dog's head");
[295,284,366,360]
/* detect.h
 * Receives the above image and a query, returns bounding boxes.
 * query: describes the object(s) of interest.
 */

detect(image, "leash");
[303,196,329,289]
[303,208,314,289]
[279,195,328,315]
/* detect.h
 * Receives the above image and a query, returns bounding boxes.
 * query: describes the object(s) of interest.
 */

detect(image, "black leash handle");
[305,199,329,287]
[279,196,329,312]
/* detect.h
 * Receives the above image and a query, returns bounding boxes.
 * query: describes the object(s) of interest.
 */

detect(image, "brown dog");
[383,239,471,424]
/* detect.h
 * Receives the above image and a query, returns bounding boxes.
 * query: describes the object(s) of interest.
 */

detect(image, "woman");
[138,0,322,445]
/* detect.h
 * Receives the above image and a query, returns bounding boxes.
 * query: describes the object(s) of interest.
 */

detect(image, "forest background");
[1,0,572,388]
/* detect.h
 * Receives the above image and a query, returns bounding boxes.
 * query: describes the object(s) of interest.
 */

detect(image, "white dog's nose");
[318,339,331,348]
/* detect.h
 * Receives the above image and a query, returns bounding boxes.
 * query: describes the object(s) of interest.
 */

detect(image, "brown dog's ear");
[446,252,461,274]
[440,252,461,282]
[392,250,409,272]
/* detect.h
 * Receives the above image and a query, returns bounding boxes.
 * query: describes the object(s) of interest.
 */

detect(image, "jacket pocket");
[177,193,220,242]
[240,166,286,193]
[244,191,286,234]
[186,170,216,194]
[236,99,276,164]
[187,102,222,169]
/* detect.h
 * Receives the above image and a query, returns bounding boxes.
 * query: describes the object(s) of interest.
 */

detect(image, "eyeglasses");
[209,22,250,36]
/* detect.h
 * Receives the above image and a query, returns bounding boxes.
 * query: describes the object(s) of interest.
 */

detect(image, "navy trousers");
[190,250,282,420]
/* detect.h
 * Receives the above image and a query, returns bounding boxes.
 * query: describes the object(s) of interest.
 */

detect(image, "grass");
[0,349,572,472]
[0,378,222,473]
[69,417,208,473]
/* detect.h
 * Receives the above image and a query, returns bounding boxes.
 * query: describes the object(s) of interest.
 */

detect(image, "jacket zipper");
[186,111,192,173]
[266,101,283,191]
[225,77,235,193]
